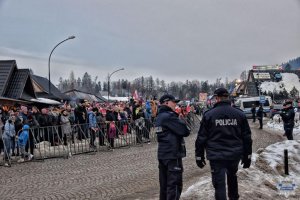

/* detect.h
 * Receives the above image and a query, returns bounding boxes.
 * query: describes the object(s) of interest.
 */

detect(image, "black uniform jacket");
[155,105,190,160]
[195,101,252,161]
[280,107,295,131]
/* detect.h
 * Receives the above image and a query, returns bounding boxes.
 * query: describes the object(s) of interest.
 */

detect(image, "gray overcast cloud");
[0,0,299,84]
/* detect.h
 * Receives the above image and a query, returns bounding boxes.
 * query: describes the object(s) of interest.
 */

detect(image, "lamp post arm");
[108,68,125,79]
[107,68,124,102]
[48,36,75,94]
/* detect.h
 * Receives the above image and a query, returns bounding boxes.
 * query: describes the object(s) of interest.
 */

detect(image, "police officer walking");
[256,104,264,129]
[251,104,256,122]
[280,101,295,140]
[195,88,252,200]
[155,94,190,200]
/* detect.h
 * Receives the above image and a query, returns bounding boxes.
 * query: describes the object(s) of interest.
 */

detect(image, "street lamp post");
[108,67,125,102]
[48,35,75,95]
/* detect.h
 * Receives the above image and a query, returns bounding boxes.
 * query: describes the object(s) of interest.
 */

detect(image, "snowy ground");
[181,117,300,200]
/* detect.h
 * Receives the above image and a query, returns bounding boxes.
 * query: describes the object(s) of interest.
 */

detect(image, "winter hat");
[23,124,30,130]
[159,94,180,104]
[213,88,229,97]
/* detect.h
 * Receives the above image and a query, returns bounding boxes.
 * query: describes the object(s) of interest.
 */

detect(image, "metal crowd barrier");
[0,113,201,167]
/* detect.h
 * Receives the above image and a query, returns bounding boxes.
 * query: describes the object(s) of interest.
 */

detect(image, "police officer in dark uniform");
[256,104,264,129]
[155,94,190,200]
[195,88,252,200]
[280,101,295,140]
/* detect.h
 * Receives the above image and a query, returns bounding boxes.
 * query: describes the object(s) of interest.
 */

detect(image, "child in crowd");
[17,124,30,163]
[108,121,116,148]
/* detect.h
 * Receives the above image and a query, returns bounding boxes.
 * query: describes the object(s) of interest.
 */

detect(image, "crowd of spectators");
[0,98,198,166]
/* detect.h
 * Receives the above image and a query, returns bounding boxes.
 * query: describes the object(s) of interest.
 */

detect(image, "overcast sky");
[0,0,299,85]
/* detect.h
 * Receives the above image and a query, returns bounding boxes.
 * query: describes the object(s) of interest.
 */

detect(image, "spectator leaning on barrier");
[195,88,252,200]
[280,101,295,140]
[155,94,190,200]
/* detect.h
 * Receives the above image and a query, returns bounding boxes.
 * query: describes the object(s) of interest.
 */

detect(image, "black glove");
[196,157,206,168]
[241,155,251,168]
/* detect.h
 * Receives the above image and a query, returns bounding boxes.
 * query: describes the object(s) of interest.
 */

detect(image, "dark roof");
[31,75,68,100]
[64,89,106,102]
[0,60,17,96]
[4,69,36,100]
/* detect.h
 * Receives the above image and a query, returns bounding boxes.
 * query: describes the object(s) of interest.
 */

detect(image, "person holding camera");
[155,94,190,200]
[2,117,16,166]
[280,101,295,140]
[195,88,252,200]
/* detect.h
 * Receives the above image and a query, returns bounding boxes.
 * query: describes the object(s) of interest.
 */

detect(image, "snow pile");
[260,73,300,94]
[181,176,214,199]
[182,140,300,199]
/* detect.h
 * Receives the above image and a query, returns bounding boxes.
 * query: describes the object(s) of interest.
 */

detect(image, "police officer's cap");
[159,94,180,104]
[213,88,229,97]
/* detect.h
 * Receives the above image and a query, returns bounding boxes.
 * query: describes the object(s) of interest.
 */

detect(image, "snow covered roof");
[30,98,62,105]
[260,73,300,94]
[102,96,129,102]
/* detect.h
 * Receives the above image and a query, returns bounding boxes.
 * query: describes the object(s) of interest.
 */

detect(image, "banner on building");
[253,72,271,80]
[252,65,283,71]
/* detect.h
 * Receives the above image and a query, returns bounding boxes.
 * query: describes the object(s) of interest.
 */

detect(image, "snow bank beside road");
[182,140,300,200]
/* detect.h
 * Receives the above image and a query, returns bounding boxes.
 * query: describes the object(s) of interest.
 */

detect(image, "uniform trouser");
[158,159,183,200]
[252,114,255,122]
[210,160,240,200]
[285,128,293,140]
[258,118,263,129]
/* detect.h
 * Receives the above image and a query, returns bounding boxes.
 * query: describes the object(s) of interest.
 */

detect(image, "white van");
[234,96,273,118]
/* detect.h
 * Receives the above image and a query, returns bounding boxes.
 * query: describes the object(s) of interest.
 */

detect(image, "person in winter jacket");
[280,101,295,140]
[2,118,15,166]
[195,88,252,200]
[60,109,72,146]
[88,108,98,148]
[155,94,190,200]
[17,124,30,162]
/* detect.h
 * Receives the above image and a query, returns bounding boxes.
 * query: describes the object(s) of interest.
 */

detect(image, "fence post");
[284,149,289,175]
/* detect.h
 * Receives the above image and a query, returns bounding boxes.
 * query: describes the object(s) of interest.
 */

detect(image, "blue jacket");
[88,111,97,128]
[144,101,152,119]
[155,105,190,160]
[196,101,252,160]
[18,125,30,147]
